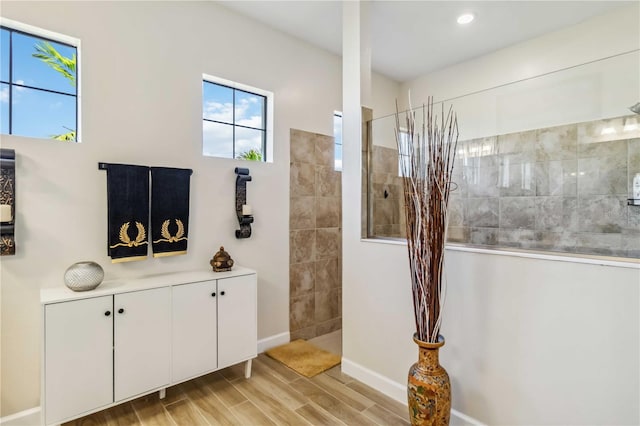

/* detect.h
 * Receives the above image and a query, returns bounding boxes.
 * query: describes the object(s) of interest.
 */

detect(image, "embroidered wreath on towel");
[153,219,187,244]
[109,222,148,248]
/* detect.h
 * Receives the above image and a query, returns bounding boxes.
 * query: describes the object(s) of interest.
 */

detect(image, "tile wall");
[369,115,640,259]
[289,129,342,340]
[369,145,406,238]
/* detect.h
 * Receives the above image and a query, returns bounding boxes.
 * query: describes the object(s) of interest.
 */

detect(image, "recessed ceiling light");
[457,13,474,25]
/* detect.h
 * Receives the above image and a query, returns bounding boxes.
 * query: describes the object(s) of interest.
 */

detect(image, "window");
[334,112,342,171]
[1,19,79,141]
[397,129,410,177]
[202,75,272,162]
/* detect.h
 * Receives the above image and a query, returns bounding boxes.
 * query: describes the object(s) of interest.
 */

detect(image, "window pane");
[235,127,264,159]
[0,83,8,134]
[12,87,75,139]
[1,29,9,83]
[12,32,76,95]
[203,121,233,158]
[235,90,264,129]
[398,132,410,177]
[203,82,233,124]
[335,143,343,171]
[334,114,342,171]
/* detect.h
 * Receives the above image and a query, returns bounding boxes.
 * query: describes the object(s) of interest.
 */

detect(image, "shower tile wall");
[370,115,640,259]
[290,129,342,340]
[370,145,406,238]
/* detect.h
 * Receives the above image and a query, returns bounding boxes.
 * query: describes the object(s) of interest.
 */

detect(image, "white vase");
[64,261,104,291]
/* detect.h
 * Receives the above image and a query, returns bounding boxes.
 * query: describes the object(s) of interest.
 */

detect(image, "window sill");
[359,237,640,269]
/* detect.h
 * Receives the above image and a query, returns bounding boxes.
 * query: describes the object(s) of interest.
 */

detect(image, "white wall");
[401,49,639,142]
[371,72,400,120]
[400,5,640,141]
[0,0,355,417]
[399,4,640,113]
[343,4,640,425]
[442,249,639,425]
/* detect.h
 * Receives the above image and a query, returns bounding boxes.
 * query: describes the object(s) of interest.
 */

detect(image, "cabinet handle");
[211,292,216,297]
[220,291,225,296]
[118,308,125,314]
[105,311,111,317]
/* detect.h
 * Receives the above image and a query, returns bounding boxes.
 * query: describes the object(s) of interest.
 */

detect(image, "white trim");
[0,18,82,143]
[359,238,640,269]
[341,357,407,404]
[451,408,487,426]
[0,18,79,46]
[0,407,41,425]
[201,73,274,162]
[341,357,486,426]
[202,74,270,99]
[257,331,290,353]
[446,244,640,269]
[361,237,406,246]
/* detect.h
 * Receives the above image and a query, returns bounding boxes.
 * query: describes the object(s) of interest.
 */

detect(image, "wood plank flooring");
[62,354,410,426]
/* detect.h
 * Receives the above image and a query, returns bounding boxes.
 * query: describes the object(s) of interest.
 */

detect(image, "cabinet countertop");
[41,266,256,304]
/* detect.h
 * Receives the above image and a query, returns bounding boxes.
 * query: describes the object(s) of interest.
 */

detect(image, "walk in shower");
[364,50,640,260]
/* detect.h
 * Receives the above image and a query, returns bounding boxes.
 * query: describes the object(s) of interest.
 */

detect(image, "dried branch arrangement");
[395,96,459,343]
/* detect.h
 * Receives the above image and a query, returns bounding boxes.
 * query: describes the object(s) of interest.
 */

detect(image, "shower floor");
[308,329,342,356]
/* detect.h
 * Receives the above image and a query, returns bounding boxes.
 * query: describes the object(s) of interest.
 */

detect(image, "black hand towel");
[150,167,192,257]
[106,164,150,263]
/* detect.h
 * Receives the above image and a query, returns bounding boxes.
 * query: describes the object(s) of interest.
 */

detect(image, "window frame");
[0,18,81,142]
[202,74,274,162]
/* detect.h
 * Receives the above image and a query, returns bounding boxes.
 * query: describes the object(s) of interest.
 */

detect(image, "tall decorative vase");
[407,334,451,426]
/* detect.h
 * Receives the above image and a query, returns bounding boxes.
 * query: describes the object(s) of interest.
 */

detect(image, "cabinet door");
[45,296,113,425]
[172,280,218,382]
[218,274,257,368]
[114,287,171,401]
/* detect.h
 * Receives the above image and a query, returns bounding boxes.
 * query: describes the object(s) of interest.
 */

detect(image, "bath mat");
[265,339,341,378]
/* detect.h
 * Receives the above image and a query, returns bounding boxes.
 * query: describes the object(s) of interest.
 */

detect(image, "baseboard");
[0,407,40,426]
[257,331,290,353]
[341,357,407,403]
[341,357,486,426]
[450,409,487,426]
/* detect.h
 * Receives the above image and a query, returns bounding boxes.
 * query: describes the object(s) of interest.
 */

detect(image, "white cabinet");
[218,274,257,369]
[42,268,257,426]
[43,288,171,425]
[44,296,113,425]
[114,287,171,401]
[171,274,257,381]
[172,280,218,382]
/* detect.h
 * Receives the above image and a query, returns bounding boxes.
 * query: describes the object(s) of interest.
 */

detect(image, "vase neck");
[418,346,440,371]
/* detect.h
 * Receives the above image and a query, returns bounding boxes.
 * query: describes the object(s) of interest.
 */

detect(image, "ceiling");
[219,1,634,82]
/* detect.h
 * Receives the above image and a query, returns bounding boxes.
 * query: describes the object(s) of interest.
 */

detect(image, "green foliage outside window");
[32,41,77,141]
[237,149,263,161]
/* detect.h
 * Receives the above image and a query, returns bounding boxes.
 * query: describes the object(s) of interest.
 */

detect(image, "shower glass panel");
[365,50,640,260]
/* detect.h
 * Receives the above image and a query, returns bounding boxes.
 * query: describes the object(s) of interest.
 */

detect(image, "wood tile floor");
[63,353,410,426]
